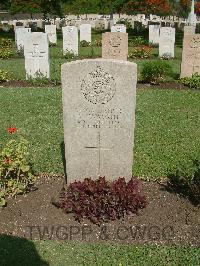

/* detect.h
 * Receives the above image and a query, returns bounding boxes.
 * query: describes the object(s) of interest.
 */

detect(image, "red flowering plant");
[0,127,35,207]
[129,45,153,59]
[54,176,146,224]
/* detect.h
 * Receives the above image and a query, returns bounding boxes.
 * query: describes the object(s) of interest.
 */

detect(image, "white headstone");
[15,27,31,51]
[80,24,92,43]
[111,24,126,33]
[159,27,175,58]
[62,59,137,183]
[24,32,50,79]
[62,26,78,55]
[45,25,57,44]
[149,24,160,44]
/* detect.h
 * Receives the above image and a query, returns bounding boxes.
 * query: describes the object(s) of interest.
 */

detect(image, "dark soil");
[137,82,189,90]
[0,175,199,246]
[0,80,190,90]
[0,80,60,87]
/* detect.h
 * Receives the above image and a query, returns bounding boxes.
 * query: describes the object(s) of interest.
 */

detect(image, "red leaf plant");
[54,177,147,224]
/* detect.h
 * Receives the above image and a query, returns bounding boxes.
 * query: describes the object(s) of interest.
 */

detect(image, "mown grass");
[0,87,199,178]
[0,235,200,266]
[0,29,182,81]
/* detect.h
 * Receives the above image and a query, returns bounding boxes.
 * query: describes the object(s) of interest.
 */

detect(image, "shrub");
[0,128,35,207]
[0,48,13,59]
[54,177,146,224]
[0,38,12,48]
[27,71,50,86]
[167,159,200,205]
[129,45,153,59]
[16,45,24,58]
[0,69,12,83]
[80,40,91,47]
[116,19,132,31]
[180,73,200,89]
[63,51,77,60]
[141,60,173,84]
[160,53,174,60]
[149,42,159,48]
[129,37,147,47]
[94,39,102,47]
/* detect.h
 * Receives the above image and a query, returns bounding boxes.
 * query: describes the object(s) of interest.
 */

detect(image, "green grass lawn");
[0,29,182,81]
[0,235,200,266]
[0,87,199,178]
[1,29,200,265]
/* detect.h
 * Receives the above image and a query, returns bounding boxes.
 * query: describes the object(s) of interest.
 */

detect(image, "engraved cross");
[85,131,113,176]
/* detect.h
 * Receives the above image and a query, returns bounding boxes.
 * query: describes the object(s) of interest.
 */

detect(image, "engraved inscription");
[190,36,200,48]
[81,66,116,104]
[74,107,122,129]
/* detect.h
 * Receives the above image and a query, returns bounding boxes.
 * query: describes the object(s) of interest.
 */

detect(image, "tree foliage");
[2,0,200,17]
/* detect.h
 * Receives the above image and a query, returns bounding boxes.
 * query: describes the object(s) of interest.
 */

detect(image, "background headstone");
[111,24,126,33]
[181,34,200,77]
[80,24,92,43]
[149,24,160,44]
[159,27,175,58]
[102,32,128,61]
[45,24,57,44]
[62,26,78,55]
[184,25,196,36]
[62,59,137,183]
[15,27,31,50]
[24,32,50,79]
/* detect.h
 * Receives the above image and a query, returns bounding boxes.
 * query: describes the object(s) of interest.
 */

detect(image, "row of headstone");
[17,26,128,79]
[149,25,176,58]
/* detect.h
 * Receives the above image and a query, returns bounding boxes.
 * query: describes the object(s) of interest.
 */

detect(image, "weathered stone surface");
[45,25,57,44]
[159,27,175,58]
[181,34,200,77]
[62,26,78,55]
[184,26,196,36]
[80,24,91,43]
[15,27,31,50]
[24,32,50,79]
[102,32,128,61]
[111,24,126,33]
[62,59,137,183]
[149,24,160,44]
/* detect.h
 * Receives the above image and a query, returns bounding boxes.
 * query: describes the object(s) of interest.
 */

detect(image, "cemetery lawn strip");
[0,87,200,178]
[1,237,200,266]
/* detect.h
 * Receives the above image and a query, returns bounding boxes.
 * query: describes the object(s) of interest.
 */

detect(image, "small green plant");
[0,127,35,207]
[0,48,13,59]
[160,53,174,60]
[116,19,132,31]
[0,69,12,83]
[149,42,159,48]
[180,73,200,89]
[94,39,102,47]
[16,45,24,58]
[0,38,12,48]
[63,51,77,60]
[129,37,147,47]
[129,46,153,59]
[80,40,91,47]
[27,71,50,86]
[167,159,200,205]
[49,43,57,47]
[141,60,173,84]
